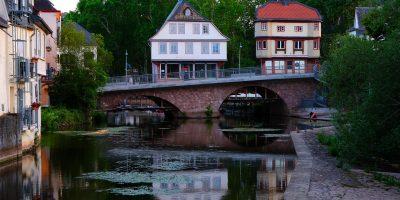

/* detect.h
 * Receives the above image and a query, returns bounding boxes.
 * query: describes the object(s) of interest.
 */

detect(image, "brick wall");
[100,78,317,118]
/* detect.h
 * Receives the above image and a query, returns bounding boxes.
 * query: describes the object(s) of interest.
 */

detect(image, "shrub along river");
[0,111,331,200]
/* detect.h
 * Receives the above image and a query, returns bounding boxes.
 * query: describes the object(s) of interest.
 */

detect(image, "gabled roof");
[166,0,209,22]
[256,0,322,22]
[34,0,60,13]
[71,22,95,45]
[354,7,374,31]
[0,0,9,27]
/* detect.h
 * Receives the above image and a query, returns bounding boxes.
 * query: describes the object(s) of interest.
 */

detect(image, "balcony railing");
[107,66,317,87]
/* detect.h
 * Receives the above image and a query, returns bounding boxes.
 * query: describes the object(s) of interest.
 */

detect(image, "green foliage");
[363,0,400,40]
[205,104,213,119]
[92,111,107,127]
[50,21,113,129]
[317,133,339,157]
[322,0,400,166]
[373,172,400,188]
[42,107,85,132]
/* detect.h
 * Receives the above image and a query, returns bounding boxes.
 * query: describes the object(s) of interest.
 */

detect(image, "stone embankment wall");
[0,114,21,151]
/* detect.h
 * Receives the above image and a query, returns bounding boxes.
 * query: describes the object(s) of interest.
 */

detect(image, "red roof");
[256,1,321,21]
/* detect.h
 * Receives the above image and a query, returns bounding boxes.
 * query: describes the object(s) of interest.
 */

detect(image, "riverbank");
[286,126,400,199]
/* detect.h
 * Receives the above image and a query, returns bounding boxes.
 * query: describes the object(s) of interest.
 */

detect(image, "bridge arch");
[218,85,289,117]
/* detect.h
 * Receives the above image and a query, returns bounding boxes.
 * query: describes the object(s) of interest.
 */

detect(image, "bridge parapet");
[103,67,316,92]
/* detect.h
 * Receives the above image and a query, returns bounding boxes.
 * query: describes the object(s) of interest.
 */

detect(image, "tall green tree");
[50,22,113,128]
[322,0,400,165]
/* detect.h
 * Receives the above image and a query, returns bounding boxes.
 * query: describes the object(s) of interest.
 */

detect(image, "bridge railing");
[107,67,310,86]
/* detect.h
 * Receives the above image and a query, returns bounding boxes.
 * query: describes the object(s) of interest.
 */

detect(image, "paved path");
[295,127,400,200]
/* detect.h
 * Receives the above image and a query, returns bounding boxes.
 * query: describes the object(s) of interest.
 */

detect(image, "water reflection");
[0,111,301,200]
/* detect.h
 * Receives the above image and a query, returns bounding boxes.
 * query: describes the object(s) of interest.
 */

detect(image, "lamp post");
[239,43,243,73]
[125,50,128,83]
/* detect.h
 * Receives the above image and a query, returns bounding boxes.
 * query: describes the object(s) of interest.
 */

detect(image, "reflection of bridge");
[100,67,319,118]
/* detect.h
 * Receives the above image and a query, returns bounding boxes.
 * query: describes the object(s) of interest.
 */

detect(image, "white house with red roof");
[150,0,228,81]
[255,0,322,75]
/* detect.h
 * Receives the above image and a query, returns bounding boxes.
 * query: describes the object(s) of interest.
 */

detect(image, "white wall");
[0,28,8,115]
[151,21,228,61]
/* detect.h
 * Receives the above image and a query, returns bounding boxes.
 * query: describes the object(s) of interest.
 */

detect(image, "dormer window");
[184,8,192,16]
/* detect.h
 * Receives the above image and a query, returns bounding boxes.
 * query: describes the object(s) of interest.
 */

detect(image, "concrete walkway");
[286,127,400,200]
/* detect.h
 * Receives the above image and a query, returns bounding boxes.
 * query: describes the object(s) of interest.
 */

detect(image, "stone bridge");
[99,73,318,118]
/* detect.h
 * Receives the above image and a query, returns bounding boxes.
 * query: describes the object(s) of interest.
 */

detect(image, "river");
[0,111,331,200]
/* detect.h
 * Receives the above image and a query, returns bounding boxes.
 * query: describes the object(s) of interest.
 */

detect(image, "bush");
[92,111,107,127]
[42,107,85,132]
[205,105,213,119]
[317,133,339,157]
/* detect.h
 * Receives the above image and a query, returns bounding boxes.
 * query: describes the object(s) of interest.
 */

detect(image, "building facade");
[150,0,228,81]
[1,0,51,150]
[255,0,322,75]
[34,0,62,107]
[0,0,9,116]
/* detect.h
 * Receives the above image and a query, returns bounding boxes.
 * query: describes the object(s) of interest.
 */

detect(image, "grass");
[373,172,400,188]
[317,132,339,157]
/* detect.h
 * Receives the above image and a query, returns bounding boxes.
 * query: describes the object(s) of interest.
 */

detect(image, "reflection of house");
[255,0,322,74]
[349,7,374,38]
[257,158,295,200]
[34,0,62,107]
[150,0,228,81]
[153,170,228,200]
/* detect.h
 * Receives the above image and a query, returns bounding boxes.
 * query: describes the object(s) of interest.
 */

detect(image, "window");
[314,23,319,31]
[201,42,209,54]
[184,8,192,16]
[212,43,220,54]
[294,26,303,32]
[313,39,319,49]
[178,23,185,34]
[193,23,200,34]
[276,40,285,49]
[202,24,209,34]
[170,42,178,54]
[169,23,177,34]
[257,41,267,50]
[185,42,193,54]
[277,26,285,32]
[294,60,305,70]
[274,61,285,70]
[159,42,167,54]
[261,23,268,31]
[265,61,272,70]
[294,41,303,50]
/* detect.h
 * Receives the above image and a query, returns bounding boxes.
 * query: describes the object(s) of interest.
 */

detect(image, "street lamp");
[125,50,128,83]
[239,43,243,73]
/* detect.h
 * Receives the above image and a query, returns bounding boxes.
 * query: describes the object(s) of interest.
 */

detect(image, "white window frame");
[294,60,305,70]
[193,23,200,34]
[159,42,167,54]
[277,40,285,49]
[169,23,177,34]
[170,42,178,54]
[313,39,319,49]
[274,61,285,71]
[294,41,302,50]
[212,43,220,54]
[185,42,193,54]
[261,23,268,31]
[265,61,272,70]
[201,42,209,54]
[178,23,185,34]
[314,23,319,31]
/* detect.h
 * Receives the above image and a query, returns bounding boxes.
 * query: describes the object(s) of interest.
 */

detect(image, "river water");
[0,111,329,200]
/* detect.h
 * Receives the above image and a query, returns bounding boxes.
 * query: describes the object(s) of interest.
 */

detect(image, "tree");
[322,0,400,165]
[50,21,113,128]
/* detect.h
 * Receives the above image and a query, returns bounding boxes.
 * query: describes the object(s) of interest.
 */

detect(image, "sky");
[51,0,79,12]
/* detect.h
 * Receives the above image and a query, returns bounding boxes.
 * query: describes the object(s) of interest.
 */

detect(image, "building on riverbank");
[0,0,52,156]
[34,0,62,107]
[150,0,228,82]
[255,0,322,75]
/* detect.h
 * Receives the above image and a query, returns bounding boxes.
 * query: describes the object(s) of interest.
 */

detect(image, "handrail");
[107,66,316,87]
